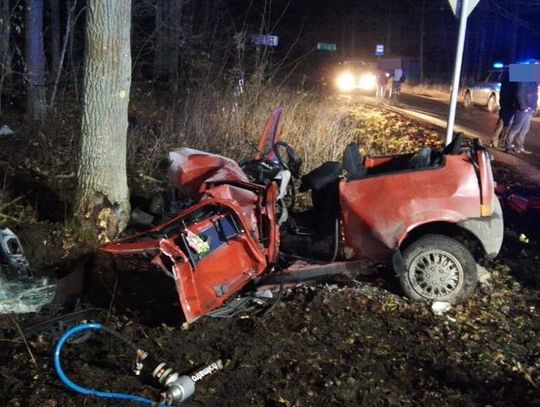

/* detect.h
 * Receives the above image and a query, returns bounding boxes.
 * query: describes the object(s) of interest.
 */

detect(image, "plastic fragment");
[519,234,530,244]
[185,229,210,254]
[431,301,452,316]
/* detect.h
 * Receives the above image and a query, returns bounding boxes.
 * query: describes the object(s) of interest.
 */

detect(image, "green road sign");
[317,42,337,52]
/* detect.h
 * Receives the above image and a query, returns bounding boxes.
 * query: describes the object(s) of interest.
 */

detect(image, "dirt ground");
[1,104,539,407]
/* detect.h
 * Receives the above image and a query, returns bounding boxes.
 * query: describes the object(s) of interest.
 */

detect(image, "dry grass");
[127,84,445,187]
[0,82,445,223]
[402,82,451,100]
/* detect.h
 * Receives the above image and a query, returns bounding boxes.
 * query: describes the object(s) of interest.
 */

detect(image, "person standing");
[504,80,538,154]
[376,70,389,103]
[491,70,516,148]
[389,68,404,103]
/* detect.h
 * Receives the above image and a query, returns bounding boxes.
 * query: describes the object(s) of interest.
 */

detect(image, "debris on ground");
[431,301,452,316]
[0,228,32,279]
[496,184,540,213]
[0,276,56,314]
[0,125,15,138]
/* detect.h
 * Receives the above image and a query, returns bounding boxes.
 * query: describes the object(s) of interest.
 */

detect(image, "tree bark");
[385,0,393,56]
[25,0,47,121]
[49,0,61,89]
[153,0,167,79]
[419,0,425,82]
[167,0,183,88]
[75,0,131,242]
[0,0,10,109]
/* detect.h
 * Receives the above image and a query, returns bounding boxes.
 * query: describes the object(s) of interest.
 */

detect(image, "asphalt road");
[389,92,540,178]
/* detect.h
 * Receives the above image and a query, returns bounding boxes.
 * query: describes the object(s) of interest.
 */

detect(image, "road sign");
[250,34,278,47]
[448,0,480,17]
[317,42,337,52]
[375,44,384,56]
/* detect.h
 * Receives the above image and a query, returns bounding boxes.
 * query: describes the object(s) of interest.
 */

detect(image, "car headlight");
[358,73,376,90]
[336,72,355,92]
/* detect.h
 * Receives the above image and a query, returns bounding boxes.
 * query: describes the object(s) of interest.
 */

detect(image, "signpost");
[317,42,337,52]
[250,34,279,47]
[375,44,384,57]
[445,0,480,145]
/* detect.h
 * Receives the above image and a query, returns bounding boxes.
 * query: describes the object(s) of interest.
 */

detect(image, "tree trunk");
[74,0,131,242]
[153,0,167,79]
[25,0,47,121]
[385,0,393,56]
[510,3,519,62]
[167,0,183,88]
[0,0,10,109]
[49,0,61,90]
[475,9,487,78]
[419,0,425,82]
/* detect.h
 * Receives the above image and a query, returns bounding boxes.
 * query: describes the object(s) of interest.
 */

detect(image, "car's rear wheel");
[463,91,472,108]
[397,234,477,304]
[487,94,497,112]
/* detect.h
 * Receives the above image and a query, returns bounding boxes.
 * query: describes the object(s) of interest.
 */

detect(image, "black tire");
[397,234,477,304]
[487,94,497,113]
[463,91,472,108]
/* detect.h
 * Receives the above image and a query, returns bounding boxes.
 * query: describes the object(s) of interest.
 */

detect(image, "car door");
[475,71,498,105]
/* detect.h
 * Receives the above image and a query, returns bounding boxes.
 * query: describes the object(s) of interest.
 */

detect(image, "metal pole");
[445,0,470,145]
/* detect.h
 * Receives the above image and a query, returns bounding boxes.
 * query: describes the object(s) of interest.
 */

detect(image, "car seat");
[342,143,367,180]
[406,147,434,169]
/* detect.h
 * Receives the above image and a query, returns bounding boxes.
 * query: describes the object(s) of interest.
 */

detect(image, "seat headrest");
[342,143,367,180]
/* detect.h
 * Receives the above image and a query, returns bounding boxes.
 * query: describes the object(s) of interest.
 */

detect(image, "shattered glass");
[0,276,57,314]
[0,228,56,313]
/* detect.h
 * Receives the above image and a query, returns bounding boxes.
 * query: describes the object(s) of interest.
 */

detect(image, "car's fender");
[396,196,503,259]
[456,196,504,258]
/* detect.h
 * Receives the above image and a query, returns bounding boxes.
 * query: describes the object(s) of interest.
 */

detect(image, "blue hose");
[53,322,162,405]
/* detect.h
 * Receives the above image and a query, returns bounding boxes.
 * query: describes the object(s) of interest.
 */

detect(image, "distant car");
[462,69,504,113]
[463,66,540,115]
[334,60,378,94]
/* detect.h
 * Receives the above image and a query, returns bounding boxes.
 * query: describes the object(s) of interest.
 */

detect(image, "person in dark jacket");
[505,80,538,154]
[491,70,516,148]
[376,70,389,103]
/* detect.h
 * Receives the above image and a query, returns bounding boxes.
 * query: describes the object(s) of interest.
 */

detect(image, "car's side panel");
[339,154,481,262]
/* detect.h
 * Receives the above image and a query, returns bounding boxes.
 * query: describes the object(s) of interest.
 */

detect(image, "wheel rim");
[408,250,464,300]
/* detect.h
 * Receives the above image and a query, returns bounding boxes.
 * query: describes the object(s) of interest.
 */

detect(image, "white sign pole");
[445,0,470,145]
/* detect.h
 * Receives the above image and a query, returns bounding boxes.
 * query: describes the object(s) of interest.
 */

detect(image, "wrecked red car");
[101,107,504,323]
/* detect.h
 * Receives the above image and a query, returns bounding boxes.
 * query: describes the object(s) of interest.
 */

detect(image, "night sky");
[222,0,540,81]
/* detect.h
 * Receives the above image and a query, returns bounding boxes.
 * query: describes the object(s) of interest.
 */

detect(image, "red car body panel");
[339,153,484,262]
[102,196,270,322]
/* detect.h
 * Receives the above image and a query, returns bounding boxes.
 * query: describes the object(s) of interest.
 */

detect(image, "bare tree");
[0,0,11,110]
[74,0,131,241]
[419,0,425,81]
[25,0,47,121]
[49,0,61,87]
[167,0,184,88]
[49,0,79,107]
[153,0,167,79]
